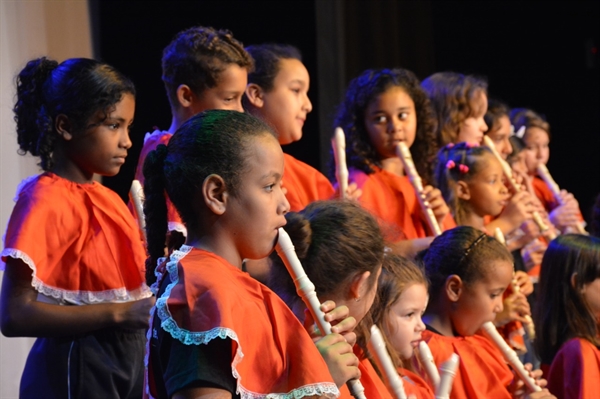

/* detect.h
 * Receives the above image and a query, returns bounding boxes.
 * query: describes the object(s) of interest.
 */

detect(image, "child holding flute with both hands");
[332,68,455,258]
[143,110,359,399]
[420,226,554,399]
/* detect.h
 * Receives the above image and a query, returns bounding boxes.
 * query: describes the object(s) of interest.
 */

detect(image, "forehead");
[524,126,549,143]
[367,86,414,111]
[242,133,282,169]
[274,58,309,84]
[213,63,248,90]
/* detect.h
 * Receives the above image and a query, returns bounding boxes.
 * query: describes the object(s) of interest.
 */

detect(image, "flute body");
[417,341,441,389]
[368,325,407,399]
[129,179,147,245]
[536,164,587,235]
[482,136,555,240]
[332,127,349,200]
[481,322,541,392]
[275,228,367,399]
[396,142,442,236]
[436,354,459,399]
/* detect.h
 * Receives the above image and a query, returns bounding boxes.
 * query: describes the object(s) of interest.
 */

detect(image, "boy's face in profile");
[189,64,248,114]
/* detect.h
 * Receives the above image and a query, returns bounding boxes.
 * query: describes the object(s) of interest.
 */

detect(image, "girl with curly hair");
[333,68,454,258]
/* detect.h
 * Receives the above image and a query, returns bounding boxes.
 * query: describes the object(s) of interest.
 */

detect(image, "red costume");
[145,246,339,399]
[1,172,151,398]
[400,367,435,399]
[283,153,335,212]
[349,167,455,242]
[546,338,600,399]
[1,172,150,302]
[338,346,392,399]
[421,330,514,399]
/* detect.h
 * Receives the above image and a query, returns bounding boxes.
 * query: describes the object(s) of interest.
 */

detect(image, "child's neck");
[381,157,405,176]
[423,300,458,337]
[185,231,243,270]
[460,211,487,232]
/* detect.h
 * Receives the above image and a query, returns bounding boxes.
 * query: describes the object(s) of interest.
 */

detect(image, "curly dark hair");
[13,57,135,171]
[162,26,253,109]
[484,99,510,136]
[143,110,276,283]
[332,68,438,185]
[421,72,488,151]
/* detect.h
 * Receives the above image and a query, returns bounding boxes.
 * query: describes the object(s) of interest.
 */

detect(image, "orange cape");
[349,167,455,241]
[421,330,513,399]
[1,173,150,304]
[283,153,335,212]
[145,246,339,398]
[547,337,600,399]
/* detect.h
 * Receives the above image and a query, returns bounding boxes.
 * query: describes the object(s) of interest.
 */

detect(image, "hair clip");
[457,233,487,265]
[459,164,469,173]
[514,126,526,139]
[446,160,456,169]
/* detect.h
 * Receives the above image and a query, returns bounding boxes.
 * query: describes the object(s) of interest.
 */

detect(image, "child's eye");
[398,112,408,120]
[265,184,275,193]
[375,115,387,123]
[108,123,120,130]
[291,88,301,94]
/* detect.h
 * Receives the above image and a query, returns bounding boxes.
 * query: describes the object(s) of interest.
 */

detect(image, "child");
[333,68,454,258]
[421,72,488,150]
[421,226,552,399]
[1,57,154,398]
[244,43,357,212]
[535,234,600,398]
[366,253,434,398]
[133,26,252,258]
[484,99,513,160]
[143,110,346,398]
[510,108,583,234]
[268,200,390,399]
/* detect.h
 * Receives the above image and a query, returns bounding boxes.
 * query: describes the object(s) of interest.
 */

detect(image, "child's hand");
[116,296,155,329]
[495,292,531,326]
[513,271,534,296]
[315,332,360,388]
[521,239,547,271]
[345,182,362,201]
[422,185,449,226]
[501,191,536,232]
[549,190,581,231]
[509,363,551,399]
[303,301,357,346]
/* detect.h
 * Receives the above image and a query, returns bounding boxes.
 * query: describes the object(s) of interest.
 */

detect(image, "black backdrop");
[92,0,599,223]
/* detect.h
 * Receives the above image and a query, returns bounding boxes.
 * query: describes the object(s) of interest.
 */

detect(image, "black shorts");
[20,328,145,399]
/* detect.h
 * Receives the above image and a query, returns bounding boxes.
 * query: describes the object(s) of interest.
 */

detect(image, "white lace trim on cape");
[145,245,339,399]
[0,248,151,305]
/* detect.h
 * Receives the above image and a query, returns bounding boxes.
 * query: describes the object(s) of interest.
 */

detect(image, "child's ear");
[349,270,372,301]
[456,181,471,200]
[55,114,73,140]
[445,274,463,302]
[202,174,228,215]
[176,84,196,108]
[245,83,264,108]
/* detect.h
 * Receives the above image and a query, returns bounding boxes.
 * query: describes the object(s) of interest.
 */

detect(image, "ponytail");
[14,57,59,170]
[143,144,169,284]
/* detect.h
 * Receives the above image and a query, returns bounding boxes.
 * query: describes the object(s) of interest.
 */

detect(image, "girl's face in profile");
[384,283,428,359]
[582,277,600,321]
[451,259,513,336]
[364,86,417,160]
[523,127,550,174]
[457,91,488,145]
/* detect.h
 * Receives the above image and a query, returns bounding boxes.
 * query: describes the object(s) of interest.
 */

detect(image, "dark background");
[91,0,600,224]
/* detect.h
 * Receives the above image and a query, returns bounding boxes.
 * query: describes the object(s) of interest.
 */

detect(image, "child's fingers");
[330,316,357,335]
[320,300,337,315]
[345,183,362,201]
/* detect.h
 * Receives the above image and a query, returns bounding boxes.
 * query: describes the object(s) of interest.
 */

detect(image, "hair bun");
[283,212,312,260]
